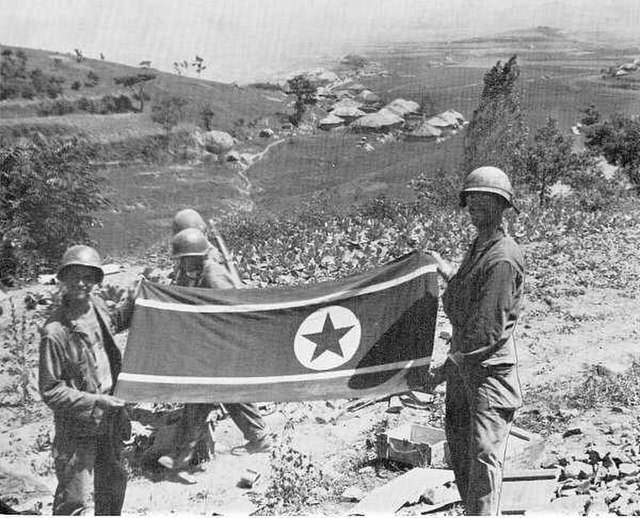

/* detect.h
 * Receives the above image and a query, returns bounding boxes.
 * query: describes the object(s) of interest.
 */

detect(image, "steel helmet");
[57,245,104,283]
[460,166,518,212]
[172,208,207,235]
[171,228,210,258]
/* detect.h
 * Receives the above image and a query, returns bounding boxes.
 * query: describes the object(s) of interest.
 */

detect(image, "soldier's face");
[466,192,504,229]
[181,256,204,279]
[60,265,99,303]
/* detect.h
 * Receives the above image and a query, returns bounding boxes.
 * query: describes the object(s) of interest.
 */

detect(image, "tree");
[74,48,84,62]
[151,96,188,132]
[580,104,600,126]
[201,105,215,130]
[287,75,316,126]
[0,49,28,100]
[524,118,581,205]
[463,55,528,183]
[192,56,206,76]
[0,137,109,276]
[113,72,156,111]
[584,113,640,191]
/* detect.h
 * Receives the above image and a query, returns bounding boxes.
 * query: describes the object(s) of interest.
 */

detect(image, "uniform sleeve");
[38,330,104,425]
[457,261,521,366]
[202,258,238,289]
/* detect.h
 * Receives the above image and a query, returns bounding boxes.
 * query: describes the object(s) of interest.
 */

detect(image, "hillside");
[0,44,287,139]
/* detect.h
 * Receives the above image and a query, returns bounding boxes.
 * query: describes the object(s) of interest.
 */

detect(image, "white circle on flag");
[294,305,361,371]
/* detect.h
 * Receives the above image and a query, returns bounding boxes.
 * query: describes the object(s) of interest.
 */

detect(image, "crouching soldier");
[157,227,271,476]
[39,245,135,515]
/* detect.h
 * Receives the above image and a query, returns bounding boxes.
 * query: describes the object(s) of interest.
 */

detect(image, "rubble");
[340,486,365,502]
[618,463,640,477]
[563,461,593,480]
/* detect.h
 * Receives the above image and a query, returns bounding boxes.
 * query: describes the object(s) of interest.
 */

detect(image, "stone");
[607,465,620,480]
[576,480,592,495]
[340,486,365,502]
[564,461,593,480]
[563,428,583,438]
[202,130,235,154]
[602,454,616,468]
[549,495,590,514]
[594,465,608,482]
[619,463,640,477]
[586,497,610,516]
[586,445,609,464]
[358,466,375,475]
[562,478,580,489]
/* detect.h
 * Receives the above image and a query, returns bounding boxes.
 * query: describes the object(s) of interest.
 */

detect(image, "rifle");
[208,219,244,288]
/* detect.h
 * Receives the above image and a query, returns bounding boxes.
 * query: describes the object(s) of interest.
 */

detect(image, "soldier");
[424,167,525,515]
[39,245,135,515]
[157,224,271,475]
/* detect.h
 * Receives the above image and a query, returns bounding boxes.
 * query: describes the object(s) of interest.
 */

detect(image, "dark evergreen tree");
[463,55,528,183]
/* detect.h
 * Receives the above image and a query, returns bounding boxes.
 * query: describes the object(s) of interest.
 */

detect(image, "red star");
[303,313,354,362]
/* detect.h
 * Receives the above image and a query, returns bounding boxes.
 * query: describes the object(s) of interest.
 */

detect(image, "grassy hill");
[0,44,288,141]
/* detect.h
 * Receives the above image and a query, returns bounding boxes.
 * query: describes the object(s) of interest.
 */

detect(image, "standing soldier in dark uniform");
[39,245,135,515]
[424,166,525,515]
[157,223,271,475]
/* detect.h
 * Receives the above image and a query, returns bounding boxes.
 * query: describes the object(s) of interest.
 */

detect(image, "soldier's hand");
[425,250,455,281]
[421,363,447,393]
[96,395,126,409]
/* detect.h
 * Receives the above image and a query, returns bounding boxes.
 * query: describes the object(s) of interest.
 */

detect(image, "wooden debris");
[238,468,261,489]
[102,263,124,276]
[349,468,455,515]
[500,468,559,514]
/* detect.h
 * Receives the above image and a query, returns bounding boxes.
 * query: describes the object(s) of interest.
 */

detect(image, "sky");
[1,0,639,83]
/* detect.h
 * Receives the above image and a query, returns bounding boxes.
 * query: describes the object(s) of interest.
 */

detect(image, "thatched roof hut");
[319,113,345,130]
[385,98,421,117]
[405,122,442,141]
[351,110,404,133]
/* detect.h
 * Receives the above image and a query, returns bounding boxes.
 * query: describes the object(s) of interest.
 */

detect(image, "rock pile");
[550,439,640,515]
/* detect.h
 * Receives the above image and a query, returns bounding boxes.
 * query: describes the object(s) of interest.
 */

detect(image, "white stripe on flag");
[137,263,436,313]
[118,357,430,385]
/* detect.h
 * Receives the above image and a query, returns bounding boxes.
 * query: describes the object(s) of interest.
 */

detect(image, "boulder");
[619,463,640,477]
[564,461,593,480]
[549,495,590,514]
[586,497,610,515]
[202,130,235,154]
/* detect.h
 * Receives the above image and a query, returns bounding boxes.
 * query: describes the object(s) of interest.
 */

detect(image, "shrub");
[71,80,81,90]
[151,96,188,131]
[0,296,50,420]
[252,421,332,514]
[85,70,100,87]
[36,98,76,116]
[0,136,110,277]
[408,168,462,211]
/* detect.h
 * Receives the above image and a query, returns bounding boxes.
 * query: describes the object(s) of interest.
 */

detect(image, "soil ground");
[2,264,640,515]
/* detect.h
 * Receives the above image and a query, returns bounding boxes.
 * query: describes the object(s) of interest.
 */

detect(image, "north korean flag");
[115,251,438,403]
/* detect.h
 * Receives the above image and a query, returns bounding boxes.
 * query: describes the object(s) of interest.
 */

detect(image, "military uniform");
[169,252,268,465]
[442,227,524,515]
[39,296,133,515]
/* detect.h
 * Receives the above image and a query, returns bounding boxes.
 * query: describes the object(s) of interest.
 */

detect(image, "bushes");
[0,136,110,277]
[36,94,134,116]
[0,49,64,100]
